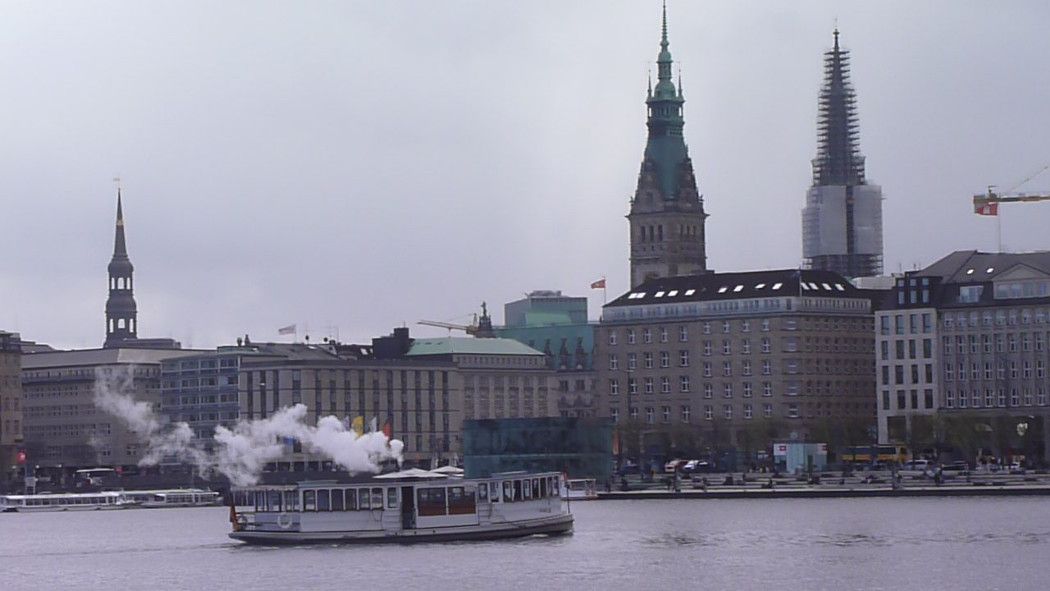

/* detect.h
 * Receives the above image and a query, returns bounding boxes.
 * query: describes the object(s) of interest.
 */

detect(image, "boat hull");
[229,513,573,545]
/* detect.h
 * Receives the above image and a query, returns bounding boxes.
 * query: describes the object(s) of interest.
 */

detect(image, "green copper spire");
[654,0,676,99]
[643,1,687,198]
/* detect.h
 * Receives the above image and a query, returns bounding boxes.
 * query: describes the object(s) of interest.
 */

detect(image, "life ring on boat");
[277,513,293,529]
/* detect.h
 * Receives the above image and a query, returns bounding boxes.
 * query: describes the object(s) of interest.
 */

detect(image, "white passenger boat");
[122,489,222,508]
[565,478,599,500]
[228,470,573,545]
[0,491,137,512]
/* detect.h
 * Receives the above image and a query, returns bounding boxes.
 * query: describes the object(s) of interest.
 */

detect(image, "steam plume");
[93,366,404,486]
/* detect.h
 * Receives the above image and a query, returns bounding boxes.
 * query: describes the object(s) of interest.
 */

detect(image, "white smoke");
[93,366,404,486]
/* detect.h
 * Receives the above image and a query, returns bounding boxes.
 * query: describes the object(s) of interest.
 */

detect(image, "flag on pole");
[278,324,296,335]
[590,278,606,289]
[975,202,999,216]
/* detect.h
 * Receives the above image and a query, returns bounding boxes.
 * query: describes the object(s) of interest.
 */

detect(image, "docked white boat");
[0,491,137,512]
[229,470,573,545]
[122,489,222,508]
[565,478,599,500]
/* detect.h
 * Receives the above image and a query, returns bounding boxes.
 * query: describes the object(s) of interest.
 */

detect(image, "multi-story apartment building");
[876,250,1050,461]
[597,269,878,457]
[1,331,23,478]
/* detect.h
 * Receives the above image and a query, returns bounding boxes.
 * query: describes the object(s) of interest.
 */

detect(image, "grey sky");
[2,1,1049,349]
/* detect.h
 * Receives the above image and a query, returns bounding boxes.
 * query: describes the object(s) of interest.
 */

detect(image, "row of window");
[608,320,777,346]
[943,360,1046,381]
[879,313,934,336]
[611,403,784,423]
[944,307,1050,328]
[945,388,1048,409]
[942,333,1047,354]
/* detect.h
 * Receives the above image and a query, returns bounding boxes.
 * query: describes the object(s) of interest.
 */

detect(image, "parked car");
[664,459,688,473]
[942,461,969,474]
[682,460,712,474]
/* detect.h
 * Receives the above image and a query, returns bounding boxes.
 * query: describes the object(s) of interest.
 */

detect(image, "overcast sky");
[2,1,1049,350]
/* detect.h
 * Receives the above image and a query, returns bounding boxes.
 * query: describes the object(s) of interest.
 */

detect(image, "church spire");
[812,28,865,186]
[802,29,884,279]
[114,189,128,258]
[104,189,138,348]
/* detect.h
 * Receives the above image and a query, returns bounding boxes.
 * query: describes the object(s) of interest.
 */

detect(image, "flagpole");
[996,211,1002,253]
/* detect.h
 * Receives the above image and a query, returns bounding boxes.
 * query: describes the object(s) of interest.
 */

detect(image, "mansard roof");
[605,268,868,309]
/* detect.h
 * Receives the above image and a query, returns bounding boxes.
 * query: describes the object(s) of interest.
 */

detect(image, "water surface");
[1,497,1044,590]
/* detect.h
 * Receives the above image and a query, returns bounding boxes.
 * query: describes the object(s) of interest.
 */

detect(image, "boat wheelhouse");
[228,470,573,544]
[0,492,137,512]
[122,489,222,508]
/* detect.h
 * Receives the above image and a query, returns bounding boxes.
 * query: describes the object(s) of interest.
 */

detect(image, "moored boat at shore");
[228,470,573,545]
[565,478,599,500]
[0,491,137,512]
[122,489,222,508]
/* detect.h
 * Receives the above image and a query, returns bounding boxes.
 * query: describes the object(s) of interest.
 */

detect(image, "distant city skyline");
[2,1,1049,349]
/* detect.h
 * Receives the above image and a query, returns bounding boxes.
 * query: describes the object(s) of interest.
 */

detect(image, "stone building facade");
[232,331,558,468]
[876,250,1050,462]
[20,348,199,474]
[597,270,877,459]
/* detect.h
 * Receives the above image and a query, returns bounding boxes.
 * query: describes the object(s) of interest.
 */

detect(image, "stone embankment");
[597,470,1050,500]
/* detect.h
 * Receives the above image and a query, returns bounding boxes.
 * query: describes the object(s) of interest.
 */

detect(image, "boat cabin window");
[533,479,540,497]
[317,489,331,511]
[514,480,522,501]
[539,478,547,498]
[268,490,282,512]
[478,484,488,502]
[331,489,344,511]
[345,489,357,510]
[386,488,398,509]
[524,479,532,499]
[488,482,499,503]
[303,490,316,511]
[502,481,512,502]
[358,489,370,510]
[284,490,299,511]
[417,487,447,517]
[448,486,476,515]
[371,488,384,510]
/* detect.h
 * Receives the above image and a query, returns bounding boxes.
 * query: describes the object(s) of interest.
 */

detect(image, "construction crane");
[972,187,1050,212]
[972,163,1050,251]
[417,316,480,336]
[417,302,496,337]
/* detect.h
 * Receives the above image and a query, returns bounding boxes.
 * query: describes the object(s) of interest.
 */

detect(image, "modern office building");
[597,269,877,460]
[495,291,596,418]
[875,250,1050,461]
[0,331,22,478]
[802,30,883,279]
[627,5,707,287]
[463,417,613,481]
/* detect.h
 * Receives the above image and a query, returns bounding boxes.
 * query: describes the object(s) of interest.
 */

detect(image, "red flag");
[382,420,392,439]
[590,278,606,289]
[975,202,998,216]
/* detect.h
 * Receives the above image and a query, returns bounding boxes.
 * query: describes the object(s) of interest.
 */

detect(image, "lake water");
[2,497,1045,590]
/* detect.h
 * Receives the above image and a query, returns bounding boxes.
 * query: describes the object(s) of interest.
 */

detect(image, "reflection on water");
[3,497,1049,590]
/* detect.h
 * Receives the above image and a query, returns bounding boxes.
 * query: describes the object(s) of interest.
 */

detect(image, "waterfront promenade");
[598,470,1050,500]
